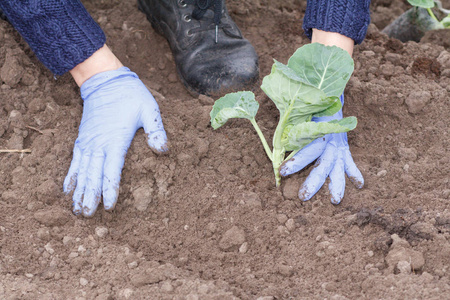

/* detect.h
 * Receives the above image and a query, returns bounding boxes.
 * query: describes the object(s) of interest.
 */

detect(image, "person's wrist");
[311,29,354,57]
[69,44,123,87]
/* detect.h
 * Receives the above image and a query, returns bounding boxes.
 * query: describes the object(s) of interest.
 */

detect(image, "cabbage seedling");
[407,0,450,27]
[210,43,357,186]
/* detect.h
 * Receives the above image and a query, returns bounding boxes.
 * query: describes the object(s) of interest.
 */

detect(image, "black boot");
[138,0,259,97]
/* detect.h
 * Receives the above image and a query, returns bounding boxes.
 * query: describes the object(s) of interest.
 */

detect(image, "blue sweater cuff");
[303,0,371,45]
[0,0,106,75]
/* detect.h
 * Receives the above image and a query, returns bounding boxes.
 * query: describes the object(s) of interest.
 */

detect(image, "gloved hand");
[63,67,168,217]
[279,95,364,204]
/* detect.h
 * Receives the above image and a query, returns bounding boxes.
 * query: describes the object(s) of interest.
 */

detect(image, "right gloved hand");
[280,95,364,204]
[63,67,168,217]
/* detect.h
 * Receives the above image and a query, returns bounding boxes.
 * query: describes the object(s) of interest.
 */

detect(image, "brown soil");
[1,1,449,299]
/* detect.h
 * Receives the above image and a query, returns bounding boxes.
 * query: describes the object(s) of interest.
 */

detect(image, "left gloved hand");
[63,67,168,217]
[279,95,364,204]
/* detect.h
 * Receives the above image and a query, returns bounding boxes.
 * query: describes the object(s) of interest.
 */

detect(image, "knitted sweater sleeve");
[303,0,371,44]
[0,0,106,75]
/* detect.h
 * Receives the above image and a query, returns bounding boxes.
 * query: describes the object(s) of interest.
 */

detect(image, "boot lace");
[182,0,232,43]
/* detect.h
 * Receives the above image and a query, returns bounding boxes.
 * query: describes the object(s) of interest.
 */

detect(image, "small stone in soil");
[80,277,88,286]
[63,236,73,246]
[37,228,50,240]
[285,219,296,231]
[397,260,411,274]
[161,281,174,292]
[168,73,178,83]
[405,91,431,114]
[377,170,387,177]
[276,214,288,224]
[44,243,54,254]
[95,226,109,238]
[277,264,294,277]
[121,288,134,299]
[239,242,249,254]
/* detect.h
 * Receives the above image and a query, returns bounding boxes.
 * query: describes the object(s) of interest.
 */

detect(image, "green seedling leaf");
[442,15,450,27]
[283,117,357,151]
[261,64,339,126]
[312,97,342,118]
[286,43,354,97]
[407,0,435,8]
[210,91,259,129]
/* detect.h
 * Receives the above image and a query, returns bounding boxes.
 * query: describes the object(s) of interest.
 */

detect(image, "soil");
[1,0,449,299]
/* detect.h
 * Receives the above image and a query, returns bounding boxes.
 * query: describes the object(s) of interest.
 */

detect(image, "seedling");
[407,0,450,27]
[210,43,357,186]
[383,0,450,42]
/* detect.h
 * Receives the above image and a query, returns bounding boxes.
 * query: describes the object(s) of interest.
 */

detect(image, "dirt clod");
[1,49,24,87]
[219,226,246,251]
[33,208,71,226]
[132,185,153,212]
[411,57,441,77]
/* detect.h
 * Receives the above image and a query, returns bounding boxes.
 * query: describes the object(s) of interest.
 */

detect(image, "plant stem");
[250,118,273,161]
[271,111,290,187]
[427,7,439,22]
[272,147,284,187]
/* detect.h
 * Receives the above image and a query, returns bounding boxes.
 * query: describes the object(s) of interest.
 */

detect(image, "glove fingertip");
[343,151,364,189]
[82,197,101,218]
[349,175,364,189]
[72,199,82,215]
[298,186,313,202]
[103,189,119,211]
[82,206,97,218]
[63,174,76,194]
[330,193,343,205]
[279,159,295,176]
[102,174,121,211]
[147,130,169,153]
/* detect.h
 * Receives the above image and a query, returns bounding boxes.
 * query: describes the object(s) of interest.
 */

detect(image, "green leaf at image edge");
[407,0,435,8]
[283,116,357,151]
[210,91,259,129]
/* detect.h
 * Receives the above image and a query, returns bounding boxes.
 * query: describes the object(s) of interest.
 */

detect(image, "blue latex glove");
[280,95,364,204]
[63,67,168,217]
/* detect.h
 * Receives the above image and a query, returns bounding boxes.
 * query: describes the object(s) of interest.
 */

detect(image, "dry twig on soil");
[26,125,44,134]
[0,149,32,153]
